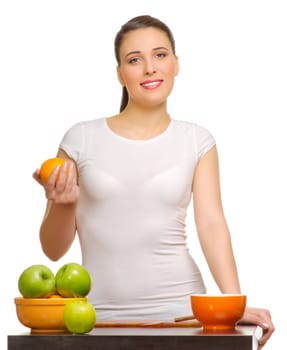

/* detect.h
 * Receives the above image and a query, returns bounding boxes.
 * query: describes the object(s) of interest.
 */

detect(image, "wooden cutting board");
[94,320,202,328]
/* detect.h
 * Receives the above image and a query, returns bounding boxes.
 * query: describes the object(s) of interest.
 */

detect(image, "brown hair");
[114,15,176,112]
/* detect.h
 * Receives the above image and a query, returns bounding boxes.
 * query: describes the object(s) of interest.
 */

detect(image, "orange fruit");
[49,294,64,299]
[39,157,65,183]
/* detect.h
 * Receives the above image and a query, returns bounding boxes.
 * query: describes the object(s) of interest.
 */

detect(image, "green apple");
[55,262,91,297]
[18,264,56,298]
[63,300,96,334]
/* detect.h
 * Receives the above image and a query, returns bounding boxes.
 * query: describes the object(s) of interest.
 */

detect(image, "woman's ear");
[117,66,125,86]
[174,56,179,76]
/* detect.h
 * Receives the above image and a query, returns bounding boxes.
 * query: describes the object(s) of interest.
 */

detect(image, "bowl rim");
[14,296,87,305]
[191,294,246,297]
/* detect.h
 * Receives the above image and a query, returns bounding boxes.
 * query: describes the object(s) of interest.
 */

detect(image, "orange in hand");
[39,157,65,183]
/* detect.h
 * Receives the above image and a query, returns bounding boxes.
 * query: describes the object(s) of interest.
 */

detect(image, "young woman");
[33,15,274,348]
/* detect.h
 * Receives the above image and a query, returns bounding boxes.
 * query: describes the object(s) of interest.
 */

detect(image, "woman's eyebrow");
[125,46,169,59]
[125,50,141,59]
[153,46,168,51]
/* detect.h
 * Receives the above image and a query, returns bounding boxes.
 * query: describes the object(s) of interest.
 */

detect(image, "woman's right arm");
[33,149,80,261]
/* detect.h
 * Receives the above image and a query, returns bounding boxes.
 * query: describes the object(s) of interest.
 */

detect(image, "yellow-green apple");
[18,264,56,298]
[55,263,91,297]
[63,300,96,334]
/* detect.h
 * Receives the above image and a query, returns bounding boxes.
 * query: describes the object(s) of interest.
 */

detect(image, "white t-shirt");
[59,117,216,320]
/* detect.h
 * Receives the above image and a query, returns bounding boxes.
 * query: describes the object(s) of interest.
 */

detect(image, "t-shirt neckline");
[103,117,174,144]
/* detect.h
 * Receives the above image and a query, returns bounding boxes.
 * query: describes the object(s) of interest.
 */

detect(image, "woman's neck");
[107,104,171,140]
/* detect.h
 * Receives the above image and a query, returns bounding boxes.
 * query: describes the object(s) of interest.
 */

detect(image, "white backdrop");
[1,1,286,349]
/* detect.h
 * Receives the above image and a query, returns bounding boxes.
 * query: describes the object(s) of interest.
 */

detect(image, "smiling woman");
[32,15,274,348]
[115,16,178,113]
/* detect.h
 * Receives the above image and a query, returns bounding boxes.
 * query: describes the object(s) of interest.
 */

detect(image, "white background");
[1,1,286,349]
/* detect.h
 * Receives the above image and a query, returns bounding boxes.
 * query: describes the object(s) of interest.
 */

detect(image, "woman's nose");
[144,60,156,75]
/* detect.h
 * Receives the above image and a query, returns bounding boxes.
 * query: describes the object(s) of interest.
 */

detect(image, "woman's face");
[117,27,179,109]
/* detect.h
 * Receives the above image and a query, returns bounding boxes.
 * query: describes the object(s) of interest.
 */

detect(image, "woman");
[33,15,274,348]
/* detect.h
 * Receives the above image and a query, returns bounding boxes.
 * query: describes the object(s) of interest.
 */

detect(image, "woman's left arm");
[192,145,240,292]
[192,145,274,348]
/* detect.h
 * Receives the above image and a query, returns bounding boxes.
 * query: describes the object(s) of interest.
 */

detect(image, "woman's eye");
[128,57,140,64]
[156,52,167,59]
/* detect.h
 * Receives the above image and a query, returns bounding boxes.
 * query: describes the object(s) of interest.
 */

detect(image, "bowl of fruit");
[14,295,89,333]
[15,262,96,334]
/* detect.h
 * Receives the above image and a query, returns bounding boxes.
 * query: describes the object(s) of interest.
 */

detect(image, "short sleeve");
[59,122,84,162]
[193,124,216,161]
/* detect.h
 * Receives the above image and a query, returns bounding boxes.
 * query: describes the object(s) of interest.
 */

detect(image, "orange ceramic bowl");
[191,294,247,331]
[14,296,87,334]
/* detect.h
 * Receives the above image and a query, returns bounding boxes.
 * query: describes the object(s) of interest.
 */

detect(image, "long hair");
[114,15,176,112]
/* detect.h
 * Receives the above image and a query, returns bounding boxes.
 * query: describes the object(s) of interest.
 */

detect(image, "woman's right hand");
[33,160,80,205]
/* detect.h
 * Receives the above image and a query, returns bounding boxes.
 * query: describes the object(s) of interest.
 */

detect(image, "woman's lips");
[140,79,163,89]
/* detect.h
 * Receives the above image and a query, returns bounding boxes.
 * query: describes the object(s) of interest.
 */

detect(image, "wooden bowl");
[14,296,86,334]
[191,294,247,331]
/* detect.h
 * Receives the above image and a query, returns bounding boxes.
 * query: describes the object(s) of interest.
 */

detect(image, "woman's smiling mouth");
[140,79,163,89]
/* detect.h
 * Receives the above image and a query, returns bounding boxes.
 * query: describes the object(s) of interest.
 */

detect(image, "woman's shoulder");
[172,119,213,137]
[62,118,107,141]
[59,118,106,160]
[172,119,216,159]
[61,117,105,142]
